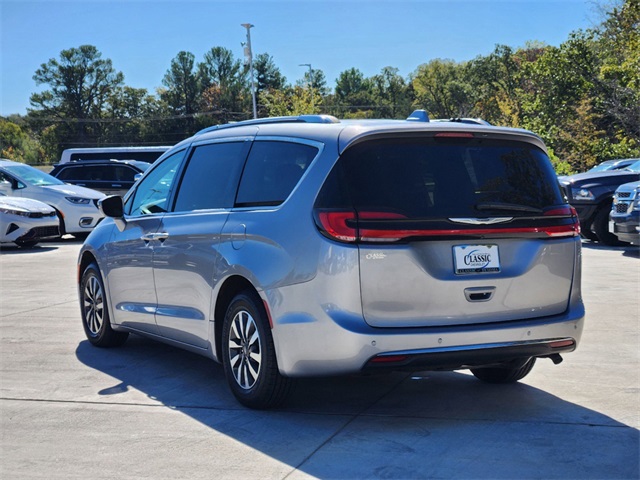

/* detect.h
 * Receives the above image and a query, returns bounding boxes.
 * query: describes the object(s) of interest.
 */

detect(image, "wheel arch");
[78,249,99,285]
[213,275,261,362]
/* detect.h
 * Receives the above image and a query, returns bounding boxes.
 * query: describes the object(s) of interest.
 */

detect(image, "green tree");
[412,59,474,119]
[197,47,246,120]
[0,118,45,164]
[160,51,199,116]
[259,86,322,116]
[253,53,287,95]
[297,68,329,96]
[332,68,374,116]
[30,45,124,119]
[28,45,125,159]
[370,67,412,118]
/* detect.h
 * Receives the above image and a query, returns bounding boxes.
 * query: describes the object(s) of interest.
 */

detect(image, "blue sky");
[1,0,603,116]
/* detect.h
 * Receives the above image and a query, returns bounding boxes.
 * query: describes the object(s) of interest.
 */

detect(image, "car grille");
[31,226,60,237]
[616,191,632,199]
[28,212,57,219]
[615,202,631,214]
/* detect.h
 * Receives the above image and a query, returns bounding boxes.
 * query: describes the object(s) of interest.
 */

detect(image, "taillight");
[542,205,581,237]
[315,211,358,242]
[315,206,581,243]
[315,210,407,243]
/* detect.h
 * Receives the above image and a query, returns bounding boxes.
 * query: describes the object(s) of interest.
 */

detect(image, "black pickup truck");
[558,159,640,245]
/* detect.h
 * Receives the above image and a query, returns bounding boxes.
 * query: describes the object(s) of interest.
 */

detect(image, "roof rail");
[406,110,430,122]
[195,114,340,136]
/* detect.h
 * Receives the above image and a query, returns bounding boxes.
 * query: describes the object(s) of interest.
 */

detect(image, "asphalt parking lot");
[1,238,638,479]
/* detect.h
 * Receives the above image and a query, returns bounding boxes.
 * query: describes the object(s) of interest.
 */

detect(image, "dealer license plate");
[453,245,501,275]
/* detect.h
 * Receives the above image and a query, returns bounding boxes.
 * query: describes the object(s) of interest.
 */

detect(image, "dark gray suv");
[78,113,584,408]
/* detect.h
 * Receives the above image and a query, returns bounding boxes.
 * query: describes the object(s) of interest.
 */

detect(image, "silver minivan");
[78,112,584,409]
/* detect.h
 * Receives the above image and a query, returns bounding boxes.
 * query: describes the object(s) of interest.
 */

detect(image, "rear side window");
[57,166,100,181]
[173,142,249,212]
[319,137,563,219]
[113,166,137,182]
[235,141,318,207]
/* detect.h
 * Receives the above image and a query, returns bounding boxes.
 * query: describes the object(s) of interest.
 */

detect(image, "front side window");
[235,141,319,207]
[128,150,185,216]
[173,141,249,212]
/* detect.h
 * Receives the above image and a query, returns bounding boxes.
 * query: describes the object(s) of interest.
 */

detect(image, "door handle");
[464,286,495,302]
[141,232,169,242]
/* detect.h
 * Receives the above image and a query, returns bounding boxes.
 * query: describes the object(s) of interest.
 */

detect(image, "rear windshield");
[317,137,564,218]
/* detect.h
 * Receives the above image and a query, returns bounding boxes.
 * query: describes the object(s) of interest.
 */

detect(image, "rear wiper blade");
[475,202,543,214]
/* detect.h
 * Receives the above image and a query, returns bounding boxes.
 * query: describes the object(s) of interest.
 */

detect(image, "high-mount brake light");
[435,132,474,138]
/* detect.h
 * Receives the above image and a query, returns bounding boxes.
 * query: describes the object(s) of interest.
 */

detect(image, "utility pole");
[242,23,257,119]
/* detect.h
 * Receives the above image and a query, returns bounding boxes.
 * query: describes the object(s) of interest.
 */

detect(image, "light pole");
[299,63,312,89]
[299,63,313,110]
[242,23,257,119]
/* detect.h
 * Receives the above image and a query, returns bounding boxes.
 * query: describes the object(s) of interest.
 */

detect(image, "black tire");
[579,220,599,241]
[221,290,293,409]
[593,206,626,246]
[80,263,129,347]
[54,209,66,236]
[470,357,536,384]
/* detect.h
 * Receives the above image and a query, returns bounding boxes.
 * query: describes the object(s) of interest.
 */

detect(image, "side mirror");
[99,195,126,231]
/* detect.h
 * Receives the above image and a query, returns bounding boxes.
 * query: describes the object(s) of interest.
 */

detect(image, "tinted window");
[236,141,318,207]
[113,166,137,182]
[173,142,249,212]
[128,150,185,216]
[318,137,563,218]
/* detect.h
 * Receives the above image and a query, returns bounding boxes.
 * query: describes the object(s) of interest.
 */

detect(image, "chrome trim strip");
[449,217,513,225]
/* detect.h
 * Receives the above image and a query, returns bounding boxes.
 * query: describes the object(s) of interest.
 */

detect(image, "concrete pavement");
[1,239,638,479]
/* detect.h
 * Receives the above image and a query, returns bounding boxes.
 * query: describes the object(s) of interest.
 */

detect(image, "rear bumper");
[362,338,576,372]
[270,293,585,377]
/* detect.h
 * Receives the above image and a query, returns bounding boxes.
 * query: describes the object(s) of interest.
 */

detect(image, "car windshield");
[625,160,640,172]
[588,162,615,172]
[5,164,65,186]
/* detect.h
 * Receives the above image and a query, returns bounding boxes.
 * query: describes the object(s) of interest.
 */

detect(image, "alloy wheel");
[83,275,104,336]
[228,310,262,390]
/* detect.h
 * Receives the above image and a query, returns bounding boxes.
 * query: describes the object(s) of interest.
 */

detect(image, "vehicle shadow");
[0,244,59,254]
[581,239,639,257]
[75,335,639,479]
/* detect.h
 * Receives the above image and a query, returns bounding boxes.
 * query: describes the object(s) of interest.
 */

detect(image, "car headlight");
[65,196,91,205]
[571,188,595,201]
[0,206,30,217]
